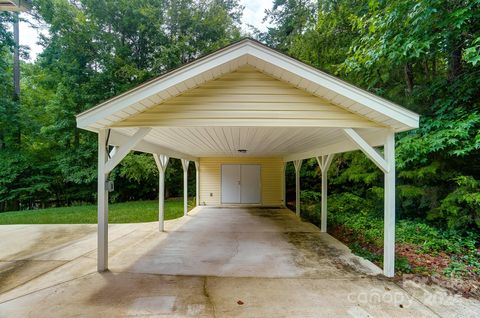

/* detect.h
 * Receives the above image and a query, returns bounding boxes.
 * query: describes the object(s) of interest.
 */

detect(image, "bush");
[300,190,321,203]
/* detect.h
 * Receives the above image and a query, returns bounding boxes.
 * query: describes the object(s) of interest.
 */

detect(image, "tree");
[263,0,480,230]
[0,0,243,211]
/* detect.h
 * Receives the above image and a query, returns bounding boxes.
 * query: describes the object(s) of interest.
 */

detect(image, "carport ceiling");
[115,126,387,158]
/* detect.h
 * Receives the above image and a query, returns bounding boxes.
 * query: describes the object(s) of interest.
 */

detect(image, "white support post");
[154,154,169,232]
[281,161,287,207]
[344,128,396,277]
[96,128,153,271]
[195,161,200,207]
[316,154,334,233]
[384,132,396,277]
[293,160,302,217]
[181,159,190,216]
[97,129,108,272]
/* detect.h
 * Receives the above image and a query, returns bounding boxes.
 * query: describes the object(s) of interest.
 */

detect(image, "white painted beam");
[343,128,388,173]
[181,159,190,216]
[383,132,396,277]
[105,128,151,173]
[293,160,302,217]
[108,130,197,162]
[153,154,169,232]
[283,129,387,162]
[97,129,108,272]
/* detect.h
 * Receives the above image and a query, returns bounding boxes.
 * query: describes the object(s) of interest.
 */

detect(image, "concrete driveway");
[0,207,478,317]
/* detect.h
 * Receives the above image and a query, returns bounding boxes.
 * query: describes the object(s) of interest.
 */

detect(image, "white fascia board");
[76,43,251,130]
[108,130,197,161]
[246,43,420,130]
[283,129,388,162]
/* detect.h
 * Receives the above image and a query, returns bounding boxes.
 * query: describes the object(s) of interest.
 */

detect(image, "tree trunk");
[448,45,462,80]
[74,127,80,148]
[0,129,4,150]
[404,63,414,94]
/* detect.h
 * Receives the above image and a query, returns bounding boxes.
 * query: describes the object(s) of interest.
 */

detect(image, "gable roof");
[76,38,419,132]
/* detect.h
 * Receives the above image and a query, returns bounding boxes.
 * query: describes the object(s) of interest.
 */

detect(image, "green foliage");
[265,0,480,233]
[301,195,480,276]
[395,257,413,274]
[118,153,157,183]
[464,37,480,66]
[300,190,321,203]
[431,176,480,229]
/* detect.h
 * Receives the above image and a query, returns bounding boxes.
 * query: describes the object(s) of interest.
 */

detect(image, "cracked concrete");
[0,207,478,317]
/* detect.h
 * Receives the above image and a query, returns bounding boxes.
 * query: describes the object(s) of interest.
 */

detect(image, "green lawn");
[0,199,193,224]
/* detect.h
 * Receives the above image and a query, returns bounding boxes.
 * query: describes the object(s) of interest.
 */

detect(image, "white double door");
[221,164,261,204]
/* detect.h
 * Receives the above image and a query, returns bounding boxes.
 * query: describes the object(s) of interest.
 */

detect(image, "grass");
[0,199,194,224]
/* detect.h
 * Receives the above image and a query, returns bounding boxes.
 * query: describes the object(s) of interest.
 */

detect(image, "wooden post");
[343,128,396,276]
[384,132,396,277]
[195,161,200,206]
[181,159,190,216]
[316,155,334,233]
[281,161,287,207]
[95,128,151,271]
[293,160,302,217]
[154,154,169,232]
[97,129,108,272]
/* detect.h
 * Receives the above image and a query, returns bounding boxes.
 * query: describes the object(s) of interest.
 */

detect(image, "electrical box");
[105,181,114,192]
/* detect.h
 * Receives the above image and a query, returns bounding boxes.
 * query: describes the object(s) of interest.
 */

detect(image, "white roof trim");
[76,38,419,132]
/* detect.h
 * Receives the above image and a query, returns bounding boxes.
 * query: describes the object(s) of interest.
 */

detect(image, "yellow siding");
[113,65,382,128]
[199,157,283,206]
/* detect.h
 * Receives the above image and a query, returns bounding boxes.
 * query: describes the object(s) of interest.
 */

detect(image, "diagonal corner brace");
[343,128,389,173]
[105,128,152,173]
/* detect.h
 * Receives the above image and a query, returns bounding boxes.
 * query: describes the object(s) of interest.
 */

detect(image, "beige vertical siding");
[199,157,283,206]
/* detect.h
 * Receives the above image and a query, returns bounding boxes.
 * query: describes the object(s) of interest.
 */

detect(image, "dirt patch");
[283,231,367,276]
[5,225,95,260]
[0,260,67,294]
[395,274,480,300]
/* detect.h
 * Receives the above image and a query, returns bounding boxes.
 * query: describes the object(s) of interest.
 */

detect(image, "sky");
[17,0,273,62]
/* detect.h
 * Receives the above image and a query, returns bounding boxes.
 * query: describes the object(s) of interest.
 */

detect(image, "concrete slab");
[0,206,478,317]
[206,276,438,318]
[0,272,213,318]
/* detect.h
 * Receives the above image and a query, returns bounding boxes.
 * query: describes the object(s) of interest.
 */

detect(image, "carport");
[76,38,419,277]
